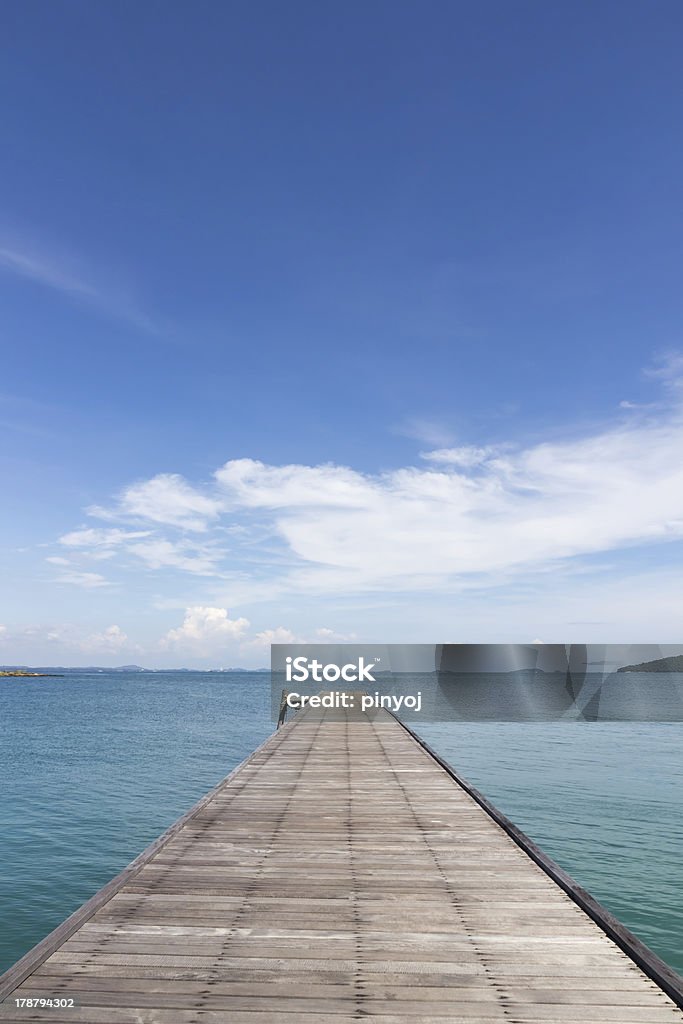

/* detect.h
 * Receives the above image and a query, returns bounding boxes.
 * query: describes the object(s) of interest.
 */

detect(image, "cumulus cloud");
[82,625,129,652]
[315,627,354,639]
[243,625,356,649]
[247,626,298,647]
[163,606,250,647]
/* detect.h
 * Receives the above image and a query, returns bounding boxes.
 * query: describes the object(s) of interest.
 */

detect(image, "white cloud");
[315,627,355,639]
[5,622,134,655]
[163,606,250,647]
[213,409,683,589]
[0,242,157,332]
[57,526,220,576]
[243,625,356,649]
[644,351,683,387]
[395,417,454,446]
[54,359,683,601]
[618,399,660,411]
[55,571,111,589]
[215,459,374,509]
[247,626,298,648]
[128,539,223,576]
[82,625,129,652]
[0,245,97,299]
[420,445,498,467]
[59,527,151,548]
[90,474,222,532]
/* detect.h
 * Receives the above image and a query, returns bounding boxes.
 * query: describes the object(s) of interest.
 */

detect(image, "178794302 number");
[14,999,75,1008]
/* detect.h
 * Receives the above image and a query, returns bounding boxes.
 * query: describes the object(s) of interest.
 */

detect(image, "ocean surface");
[1,670,682,976]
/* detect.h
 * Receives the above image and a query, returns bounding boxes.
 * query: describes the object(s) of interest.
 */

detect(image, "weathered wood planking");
[1,705,682,1023]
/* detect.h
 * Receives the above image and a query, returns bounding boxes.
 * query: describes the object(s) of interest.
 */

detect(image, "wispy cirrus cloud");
[0,246,98,299]
[53,570,112,589]
[394,416,455,446]
[643,350,683,389]
[60,528,153,549]
[55,523,225,578]
[128,539,225,576]
[0,240,158,333]
[420,445,502,468]
[2,622,134,654]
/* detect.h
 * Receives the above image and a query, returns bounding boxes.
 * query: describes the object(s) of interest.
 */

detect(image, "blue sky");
[2,1,683,666]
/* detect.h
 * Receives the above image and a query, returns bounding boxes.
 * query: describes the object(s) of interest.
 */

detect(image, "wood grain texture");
[1,705,682,1022]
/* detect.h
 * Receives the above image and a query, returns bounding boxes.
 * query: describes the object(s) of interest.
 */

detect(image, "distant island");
[0,670,61,677]
[618,654,683,673]
[0,664,148,674]
[0,664,270,675]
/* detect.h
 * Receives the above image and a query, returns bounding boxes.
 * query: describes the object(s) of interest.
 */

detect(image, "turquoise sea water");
[1,671,682,976]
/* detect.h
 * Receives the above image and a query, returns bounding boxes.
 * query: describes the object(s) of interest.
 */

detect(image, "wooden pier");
[1,705,682,1022]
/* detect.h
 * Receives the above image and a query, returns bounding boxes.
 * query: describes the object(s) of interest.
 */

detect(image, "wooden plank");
[388,710,683,1007]
[0,719,301,1002]
[1,705,682,1022]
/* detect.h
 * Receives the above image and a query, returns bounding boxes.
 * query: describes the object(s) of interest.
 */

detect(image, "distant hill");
[617,655,683,673]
